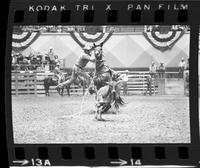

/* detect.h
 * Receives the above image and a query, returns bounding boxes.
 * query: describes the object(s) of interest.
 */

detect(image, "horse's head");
[94,46,103,61]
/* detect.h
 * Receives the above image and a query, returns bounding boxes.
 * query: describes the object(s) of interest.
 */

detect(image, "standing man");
[178,57,186,79]
[120,70,129,96]
[47,47,55,71]
[157,62,165,78]
[144,74,152,96]
[149,61,157,78]
[54,55,60,67]
[56,43,95,89]
[186,58,189,71]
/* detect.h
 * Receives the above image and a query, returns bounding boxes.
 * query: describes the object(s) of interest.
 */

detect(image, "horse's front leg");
[82,86,85,95]
[95,109,98,120]
[61,88,64,96]
[97,103,103,120]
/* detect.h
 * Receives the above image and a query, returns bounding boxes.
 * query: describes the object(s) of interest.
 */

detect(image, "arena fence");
[11,72,84,96]
[11,71,188,96]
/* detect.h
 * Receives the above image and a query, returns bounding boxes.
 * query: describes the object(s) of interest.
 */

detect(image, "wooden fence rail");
[11,72,86,95]
[11,71,160,96]
[12,71,186,96]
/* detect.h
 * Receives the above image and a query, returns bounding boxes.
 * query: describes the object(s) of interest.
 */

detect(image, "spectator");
[178,57,186,79]
[16,52,23,64]
[157,62,165,78]
[12,53,18,70]
[120,70,129,96]
[12,54,17,64]
[30,55,38,70]
[149,61,157,78]
[47,47,55,71]
[21,57,29,71]
[144,74,152,96]
[47,47,55,61]
[54,55,60,67]
[186,58,189,71]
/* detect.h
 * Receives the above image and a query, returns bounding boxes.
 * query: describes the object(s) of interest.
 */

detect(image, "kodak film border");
[4,0,200,167]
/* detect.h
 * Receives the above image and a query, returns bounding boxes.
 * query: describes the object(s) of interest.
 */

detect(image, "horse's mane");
[107,83,125,109]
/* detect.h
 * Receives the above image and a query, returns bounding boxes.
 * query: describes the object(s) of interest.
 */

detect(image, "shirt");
[178,61,186,68]
[146,76,152,83]
[149,65,157,73]
[76,54,94,69]
[48,51,55,61]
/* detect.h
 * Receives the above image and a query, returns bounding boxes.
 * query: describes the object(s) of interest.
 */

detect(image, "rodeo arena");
[12,25,190,143]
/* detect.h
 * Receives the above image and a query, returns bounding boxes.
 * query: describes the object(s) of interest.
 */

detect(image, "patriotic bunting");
[70,32,113,48]
[12,31,40,51]
[143,26,185,51]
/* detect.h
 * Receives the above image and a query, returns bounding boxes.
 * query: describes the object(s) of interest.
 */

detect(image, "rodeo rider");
[56,43,95,89]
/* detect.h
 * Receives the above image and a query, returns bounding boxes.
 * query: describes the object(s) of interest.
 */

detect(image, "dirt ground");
[12,94,190,144]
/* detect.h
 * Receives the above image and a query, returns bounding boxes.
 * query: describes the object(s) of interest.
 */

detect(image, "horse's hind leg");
[66,87,70,96]
[99,111,105,121]
[47,90,50,96]
[95,103,103,120]
[47,86,50,96]
[56,87,60,95]
[95,110,98,120]
[98,106,105,121]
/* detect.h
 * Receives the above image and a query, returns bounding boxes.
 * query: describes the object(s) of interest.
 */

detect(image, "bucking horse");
[90,44,125,120]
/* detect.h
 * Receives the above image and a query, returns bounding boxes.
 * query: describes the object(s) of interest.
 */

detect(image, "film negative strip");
[3,0,200,167]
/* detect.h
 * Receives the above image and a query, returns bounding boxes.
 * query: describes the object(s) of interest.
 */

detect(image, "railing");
[12,72,37,95]
[11,63,57,71]
[11,72,84,96]
[11,71,187,96]
[118,71,158,95]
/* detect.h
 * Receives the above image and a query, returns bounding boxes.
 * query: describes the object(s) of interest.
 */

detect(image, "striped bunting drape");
[70,32,113,48]
[12,31,40,51]
[143,26,185,52]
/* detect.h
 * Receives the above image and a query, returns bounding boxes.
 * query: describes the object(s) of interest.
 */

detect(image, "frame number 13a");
[31,158,51,166]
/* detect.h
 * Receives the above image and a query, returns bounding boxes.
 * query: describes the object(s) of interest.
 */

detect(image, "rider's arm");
[82,54,95,62]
